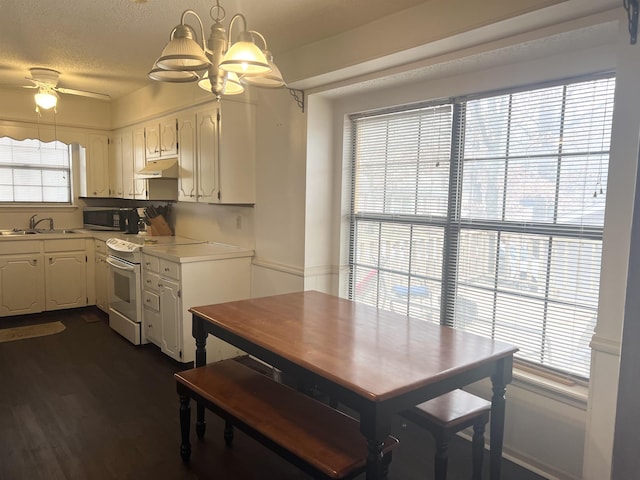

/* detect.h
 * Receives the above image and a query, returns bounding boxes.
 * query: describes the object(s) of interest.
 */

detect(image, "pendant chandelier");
[148,0,285,100]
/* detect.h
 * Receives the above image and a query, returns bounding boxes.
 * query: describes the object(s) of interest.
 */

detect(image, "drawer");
[143,271,161,291]
[143,254,159,272]
[159,259,180,280]
[0,240,40,255]
[143,307,160,346]
[143,290,160,311]
[44,238,85,252]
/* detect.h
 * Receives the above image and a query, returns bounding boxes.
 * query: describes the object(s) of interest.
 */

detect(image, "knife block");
[147,215,173,236]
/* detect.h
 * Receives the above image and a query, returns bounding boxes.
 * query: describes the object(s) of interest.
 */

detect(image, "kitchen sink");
[0,229,38,236]
[36,229,79,234]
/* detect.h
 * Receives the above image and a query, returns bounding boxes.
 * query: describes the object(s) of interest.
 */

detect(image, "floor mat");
[0,321,66,342]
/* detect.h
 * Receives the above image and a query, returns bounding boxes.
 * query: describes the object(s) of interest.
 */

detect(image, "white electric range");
[106,235,204,345]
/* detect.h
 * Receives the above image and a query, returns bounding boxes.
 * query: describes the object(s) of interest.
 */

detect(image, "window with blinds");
[0,137,72,203]
[349,75,615,379]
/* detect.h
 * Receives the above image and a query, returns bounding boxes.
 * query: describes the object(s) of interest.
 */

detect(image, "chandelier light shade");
[34,88,58,110]
[148,65,201,82]
[241,50,285,88]
[219,23,270,76]
[198,70,244,95]
[149,0,285,100]
[155,24,212,71]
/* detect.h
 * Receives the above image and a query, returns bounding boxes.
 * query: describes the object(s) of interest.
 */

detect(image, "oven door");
[107,255,143,344]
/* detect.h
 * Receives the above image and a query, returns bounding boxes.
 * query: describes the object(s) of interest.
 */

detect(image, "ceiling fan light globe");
[34,91,58,110]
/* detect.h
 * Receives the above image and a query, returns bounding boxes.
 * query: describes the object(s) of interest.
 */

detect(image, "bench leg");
[224,420,235,447]
[179,394,192,462]
[434,432,450,480]
[472,420,486,480]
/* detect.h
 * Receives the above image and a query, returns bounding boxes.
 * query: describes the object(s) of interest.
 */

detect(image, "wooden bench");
[175,359,399,480]
[399,389,491,480]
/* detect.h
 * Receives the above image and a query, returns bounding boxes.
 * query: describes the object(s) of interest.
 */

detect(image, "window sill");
[511,363,589,410]
[0,204,79,212]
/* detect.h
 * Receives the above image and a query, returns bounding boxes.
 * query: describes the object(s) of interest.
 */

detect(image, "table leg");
[365,438,387,480]
[490,361,509,480]
[179,393,191,462]
[194,316,207,438]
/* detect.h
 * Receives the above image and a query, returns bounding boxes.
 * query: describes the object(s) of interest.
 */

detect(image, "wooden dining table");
[189,290,518,480]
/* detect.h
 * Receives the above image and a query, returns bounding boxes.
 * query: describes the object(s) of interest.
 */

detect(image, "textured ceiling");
[0,0,427,100]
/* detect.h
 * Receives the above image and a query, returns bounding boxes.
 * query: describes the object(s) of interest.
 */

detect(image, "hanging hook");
[210,0,226,22]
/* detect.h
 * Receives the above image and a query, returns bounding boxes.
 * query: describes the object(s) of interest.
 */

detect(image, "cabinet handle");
[158,283,163,288]
[49,257,53,264]
[145,299,150,303]
[164,267,170,272]
[31,259,37,266]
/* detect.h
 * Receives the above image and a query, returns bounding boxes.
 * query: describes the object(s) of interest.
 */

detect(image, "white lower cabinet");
[44,239,88,310]
[0,244,45,316]
[159,277,181,359]
[0,238,90,317]
[142,246,252,363]
[94,240,109,313]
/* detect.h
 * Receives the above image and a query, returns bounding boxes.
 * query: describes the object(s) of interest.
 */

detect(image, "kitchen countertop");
[141,242,254,263]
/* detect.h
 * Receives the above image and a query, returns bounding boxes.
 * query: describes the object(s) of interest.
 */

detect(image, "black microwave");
[83,208,137,232]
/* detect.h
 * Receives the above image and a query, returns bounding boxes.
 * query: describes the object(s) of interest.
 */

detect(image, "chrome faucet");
[30,215,54,231]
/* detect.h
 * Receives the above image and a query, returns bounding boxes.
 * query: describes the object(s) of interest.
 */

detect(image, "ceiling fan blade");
[56,87,110,101]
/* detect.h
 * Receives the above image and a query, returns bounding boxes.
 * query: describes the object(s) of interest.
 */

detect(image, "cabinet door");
[145,123,161,159]
[86,133,110,197]
[177,113,197,202]
[133,127,148,199]
[109,132,124,198]
[45,252,87,310]
[160,118,178,157]
[0,255,44,316]
[160,277,181,361]
[219,100,256,204]
[196,107,219,203]
[95,252,109,313]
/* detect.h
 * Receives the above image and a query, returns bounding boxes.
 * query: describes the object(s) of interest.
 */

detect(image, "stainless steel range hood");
[136,158,178,179]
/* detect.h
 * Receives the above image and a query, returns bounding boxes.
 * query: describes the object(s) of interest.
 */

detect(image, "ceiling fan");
[21,67,110,112]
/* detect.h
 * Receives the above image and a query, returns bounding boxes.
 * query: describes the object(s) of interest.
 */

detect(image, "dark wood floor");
[0,308,546,480]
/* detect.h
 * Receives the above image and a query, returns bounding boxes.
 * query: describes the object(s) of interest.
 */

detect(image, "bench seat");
[176,359,398,480]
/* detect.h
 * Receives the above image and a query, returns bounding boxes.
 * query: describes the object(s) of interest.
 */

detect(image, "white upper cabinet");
[176,100,255,204]
[133,127,147,199]
[177,112,198,202]
[145,117,178,160]
[109,128,133,198]
[83,133,110,197]
[196,106,219,203]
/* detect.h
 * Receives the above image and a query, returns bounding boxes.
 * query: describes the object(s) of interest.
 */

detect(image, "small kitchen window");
[0,137,72,203]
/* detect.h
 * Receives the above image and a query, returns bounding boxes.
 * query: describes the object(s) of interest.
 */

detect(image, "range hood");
[136,158,179,179]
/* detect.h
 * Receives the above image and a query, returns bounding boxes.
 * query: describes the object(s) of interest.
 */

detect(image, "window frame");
[348,72,615,382]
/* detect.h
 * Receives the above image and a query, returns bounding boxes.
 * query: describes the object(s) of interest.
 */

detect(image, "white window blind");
[349,75,615,379]
[0,137,71,203]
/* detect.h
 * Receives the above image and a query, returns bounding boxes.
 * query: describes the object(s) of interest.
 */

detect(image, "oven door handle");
[106,257,137,272]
